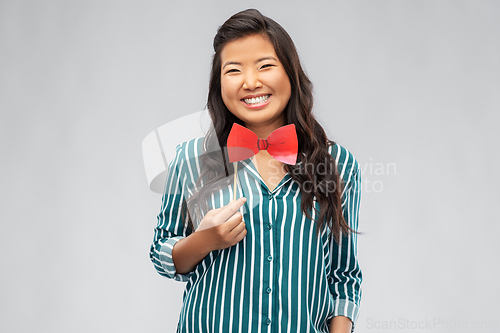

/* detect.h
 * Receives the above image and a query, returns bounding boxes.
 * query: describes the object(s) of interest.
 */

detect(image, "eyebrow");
[222,56,278,69]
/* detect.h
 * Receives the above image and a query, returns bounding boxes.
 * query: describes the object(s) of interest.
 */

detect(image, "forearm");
[171,229,214,274]
[329,316,352,333]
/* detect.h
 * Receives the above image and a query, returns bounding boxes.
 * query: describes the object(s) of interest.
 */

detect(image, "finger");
[205,206,224,217]
[209,210,240,229]
[222,211,243,230]
[227,210,242,220]
[215,197,246,223]
[207,200,241,219]
[229,221,247,240]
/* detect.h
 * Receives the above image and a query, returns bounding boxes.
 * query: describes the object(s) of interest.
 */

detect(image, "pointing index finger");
[216,197,246,223]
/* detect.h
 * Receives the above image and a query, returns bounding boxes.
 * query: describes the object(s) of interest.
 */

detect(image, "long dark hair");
[182,8,354,243]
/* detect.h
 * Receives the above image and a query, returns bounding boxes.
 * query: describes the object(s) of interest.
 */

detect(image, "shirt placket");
[240,159,290,331]
[264,180,291,332]
[263,186,275,330]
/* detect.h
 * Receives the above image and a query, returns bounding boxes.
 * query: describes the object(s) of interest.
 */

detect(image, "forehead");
[220,34,277,62]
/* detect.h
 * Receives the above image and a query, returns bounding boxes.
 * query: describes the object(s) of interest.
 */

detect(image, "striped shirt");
[150,137,362,333]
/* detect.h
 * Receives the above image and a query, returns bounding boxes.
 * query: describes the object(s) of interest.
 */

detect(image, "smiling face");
[220,34,292,137]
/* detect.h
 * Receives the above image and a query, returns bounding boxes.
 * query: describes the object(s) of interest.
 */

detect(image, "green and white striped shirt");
[150,137,362,333]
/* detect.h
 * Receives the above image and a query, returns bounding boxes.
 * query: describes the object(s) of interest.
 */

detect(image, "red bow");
[227,123,298,165]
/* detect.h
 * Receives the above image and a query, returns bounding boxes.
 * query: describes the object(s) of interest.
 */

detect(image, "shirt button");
[265,318,271,325]
[267,223,272,230]
[268,194,272,200]
[267,255,273,262]
[266,287,272,294]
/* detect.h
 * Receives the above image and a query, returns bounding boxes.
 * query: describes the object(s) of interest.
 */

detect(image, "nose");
[242,70,262,90]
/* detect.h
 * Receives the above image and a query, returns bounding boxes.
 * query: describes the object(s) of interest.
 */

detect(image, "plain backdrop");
[1,1,499,332]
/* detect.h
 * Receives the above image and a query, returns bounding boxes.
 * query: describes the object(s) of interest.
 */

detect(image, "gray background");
[1,0,499,332]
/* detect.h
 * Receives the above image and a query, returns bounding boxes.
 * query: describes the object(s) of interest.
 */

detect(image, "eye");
[225,68,240,74]
[260,64,275,69]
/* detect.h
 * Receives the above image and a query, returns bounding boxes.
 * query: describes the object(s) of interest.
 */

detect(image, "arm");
[170,230,214,274]
[149,142,248,279]
[149,143,195,281]
[329,316,353,333]
[171,198,247,274]
[329,161,362,332]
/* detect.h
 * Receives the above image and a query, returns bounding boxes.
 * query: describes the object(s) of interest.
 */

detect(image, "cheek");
[277,74,291,99]
[220,83,236,113]
[220,84,230,105]
[221,80,235,100]
[270,71,290,92]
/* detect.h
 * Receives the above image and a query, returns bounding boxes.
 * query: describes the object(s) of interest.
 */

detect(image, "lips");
[241,94,271,107]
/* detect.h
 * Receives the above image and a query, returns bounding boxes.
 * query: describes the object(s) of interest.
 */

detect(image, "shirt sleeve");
[328,156,362,331]
[149,143,194,282]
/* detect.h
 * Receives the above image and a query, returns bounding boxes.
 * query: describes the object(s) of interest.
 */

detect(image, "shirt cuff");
[332,298,360,332]
[159,236,194,282]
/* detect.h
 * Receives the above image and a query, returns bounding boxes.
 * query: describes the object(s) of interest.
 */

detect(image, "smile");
[242,94,271,105]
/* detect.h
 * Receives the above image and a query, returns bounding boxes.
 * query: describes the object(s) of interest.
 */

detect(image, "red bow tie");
[227,123,298,165]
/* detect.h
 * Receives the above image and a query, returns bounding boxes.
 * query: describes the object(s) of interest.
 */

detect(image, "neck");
[245,118,286,139]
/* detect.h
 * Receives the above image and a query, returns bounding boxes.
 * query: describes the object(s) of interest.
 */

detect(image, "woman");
[150,9,362,333]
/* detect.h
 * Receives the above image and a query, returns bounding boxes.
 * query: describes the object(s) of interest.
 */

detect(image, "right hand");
[196,197,247,251]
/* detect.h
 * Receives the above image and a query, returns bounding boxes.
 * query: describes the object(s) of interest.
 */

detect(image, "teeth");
[244,95,270,105]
